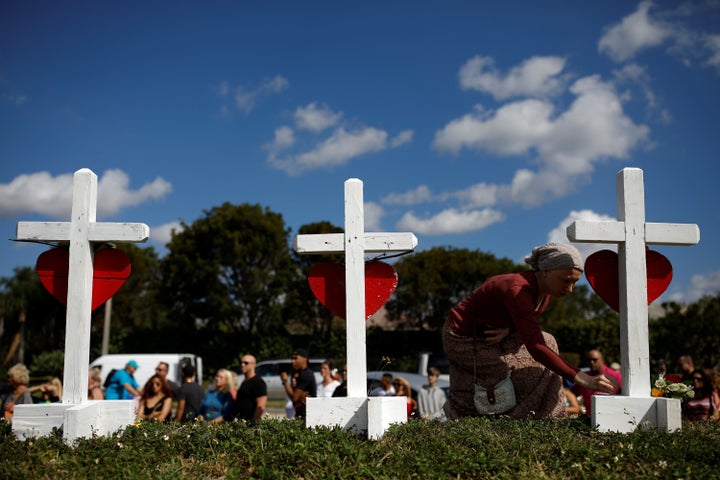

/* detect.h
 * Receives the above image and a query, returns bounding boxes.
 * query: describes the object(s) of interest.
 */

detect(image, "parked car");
[366,371,449,400]
[239,358,325,401]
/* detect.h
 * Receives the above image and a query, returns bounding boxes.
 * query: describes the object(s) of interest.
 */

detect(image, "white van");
[89,353,203,390]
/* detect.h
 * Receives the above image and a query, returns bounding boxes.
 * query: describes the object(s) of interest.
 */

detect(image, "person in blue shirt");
[198,369,234,423]
[105,360,141,400]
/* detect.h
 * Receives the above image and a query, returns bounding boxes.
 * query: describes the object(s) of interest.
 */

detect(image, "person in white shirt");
[316,360,341,397]
[418,367,447,420]
[369,373,396,397]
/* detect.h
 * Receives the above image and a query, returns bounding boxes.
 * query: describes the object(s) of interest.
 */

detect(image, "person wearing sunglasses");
[393,377,418,419]
[571,349,621,416]
[137,374,173,422]
[233,355,267,421]
[682,369,720,422]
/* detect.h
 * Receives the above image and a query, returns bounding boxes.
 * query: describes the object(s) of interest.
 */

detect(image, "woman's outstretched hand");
[574,371,619,394]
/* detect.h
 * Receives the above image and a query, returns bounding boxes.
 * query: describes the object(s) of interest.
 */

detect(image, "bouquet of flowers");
[651,374,695,400]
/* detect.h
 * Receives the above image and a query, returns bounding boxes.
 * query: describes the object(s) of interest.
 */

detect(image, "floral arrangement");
[651,374,694,400]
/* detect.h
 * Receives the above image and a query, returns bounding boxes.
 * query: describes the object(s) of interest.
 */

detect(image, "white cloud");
[150,221,184,247]
[390,129,414,147]
[705,34,720,70]
[364,201,384,231]
[396,208,504,235]
[268,126,403,175]
[687,271,720,301]
[3,93,27,106]
[459,55,568,100]
[611,63,672,122]
[668,270,720,304]
[294,103,342,132]
[267,101,412,175]
[97,170,173,215]
[433,100,554,155]
[547,209,618,260]
[382,185,434,206]
[218,75,289,115]
[295,127,387,170]
[598,1,720,72]
[449,182,500,209]
[598,1,672,62]
[263,126,296,154]
[0,169,172,219]
[434,74,649,207]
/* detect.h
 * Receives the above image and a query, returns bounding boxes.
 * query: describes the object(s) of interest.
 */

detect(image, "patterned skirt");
[442,321,567,419]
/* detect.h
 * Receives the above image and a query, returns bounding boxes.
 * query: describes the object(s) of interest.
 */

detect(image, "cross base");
[305,396,407,439]
[591,396,682,433]
[12,400,135,444]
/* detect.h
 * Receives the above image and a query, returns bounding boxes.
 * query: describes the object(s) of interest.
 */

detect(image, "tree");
[650,294,720,370]
[542,285,620,366]
[159,202,298,338]
[0,266,66,367]
[93,243,167,357]
[385,247,520,330]
[111,244,164,327]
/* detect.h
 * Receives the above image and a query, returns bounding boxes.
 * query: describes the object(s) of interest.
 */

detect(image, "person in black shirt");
[280,349,317,420]
[233,355,267,421]
[332,364,348,397]
[174,364,204,423]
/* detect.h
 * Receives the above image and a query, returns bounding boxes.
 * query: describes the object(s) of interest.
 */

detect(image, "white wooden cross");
[567,167,699,432]
[294,178,417,437]
[13,168,149,441]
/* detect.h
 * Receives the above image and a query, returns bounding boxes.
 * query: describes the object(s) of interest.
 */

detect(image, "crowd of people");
[1,352,718,424]
[0,357,270,425]
[1,243,718,425]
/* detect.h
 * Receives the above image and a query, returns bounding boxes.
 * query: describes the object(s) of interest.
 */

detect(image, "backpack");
[103,369,118,389]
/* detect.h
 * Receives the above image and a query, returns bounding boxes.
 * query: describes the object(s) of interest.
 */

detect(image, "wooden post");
[567,168,699,432]
[294,178,417,438]
[13,168,149,442]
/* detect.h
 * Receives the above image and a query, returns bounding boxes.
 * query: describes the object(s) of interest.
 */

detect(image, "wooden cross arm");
[16,222,150,243]
[567,221,699,246]
[294,232,418,254]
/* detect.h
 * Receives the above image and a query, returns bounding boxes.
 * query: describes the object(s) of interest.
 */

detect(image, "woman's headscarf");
[524,242,584,272]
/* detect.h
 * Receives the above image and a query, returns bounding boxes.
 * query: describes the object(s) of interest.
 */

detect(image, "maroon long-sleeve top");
[447,271,579,381]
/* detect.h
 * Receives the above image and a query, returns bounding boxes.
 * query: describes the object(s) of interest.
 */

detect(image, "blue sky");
[1,1,719,304]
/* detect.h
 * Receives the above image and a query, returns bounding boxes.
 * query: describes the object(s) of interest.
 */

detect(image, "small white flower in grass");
[164,435,170,441]
[658,460,668,469]
[117,442,123,449]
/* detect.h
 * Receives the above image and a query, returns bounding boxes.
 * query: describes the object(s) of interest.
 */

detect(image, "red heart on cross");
[36,247,132,311]
[308,261,398,320]
[584,249,673,312]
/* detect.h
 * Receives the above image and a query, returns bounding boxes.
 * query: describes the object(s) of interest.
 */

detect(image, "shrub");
[1,417,719,479]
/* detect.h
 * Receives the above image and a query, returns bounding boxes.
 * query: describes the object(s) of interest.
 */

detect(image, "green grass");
[1,417,718,479]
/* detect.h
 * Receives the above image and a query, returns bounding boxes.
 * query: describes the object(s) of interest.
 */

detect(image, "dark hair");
[182,364,195,378]
[692,369,712,398]
[141,374,172,402]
